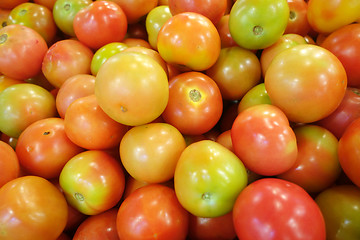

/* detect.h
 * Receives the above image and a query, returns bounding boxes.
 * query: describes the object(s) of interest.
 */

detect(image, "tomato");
[206,46,261,101]
[284,0,311,36]
[52,0,92,37]
[116,184,189,240]
[0,24,48,80]
[168,0,227,25]
[307,0,360,34]
[338,118,360,188]
[100,0,158,24]
[174,140,248,217]
[215,129,234,152]
[0,9,10,29]
[73,208,119,240]
[64,94,128,150]
[188,211,237,240]
[277,124,341,193]
[162,72,223,135]
[126,22,148,40]
[265,44,347,123]
[0,83,57,138]
[315,185,360,240]
[120,122,186,183]
[42,39,94,88]
[233,178,326,240]
[0,176,68,240]
[55,74,95,119]
[90,42,128,76]
[73,1,128,50]
[231,104,298,176]
[95,51,169,126]
[7,2,57,44]
[0,140,20,188]
[237,83,271,113]
[33,0,57,11]
[320,23,360,88]
[157,12,221,71]
[122,37,152,48]
[316,87,360,139]
[229,0,289,50]
[59,150,125,215]
[145,5,172,50]
[0,75,24,92]
[216,14,239,48]
[0,0,29,10]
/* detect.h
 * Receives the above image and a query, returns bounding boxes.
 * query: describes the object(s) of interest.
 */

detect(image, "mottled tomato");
[174,140,248,217]
[0,140,20,188]
[116,184,189,240]
[233,178,326,240]
[284,0,311,36]
[157,12,221,71]
[231,104,298,176]
[237,83,271,113]
[73,1,128,50]
[59,150,125,215]
[162,71,223,135]
[0,176,68,240]
[265,44,347,123]
[0,24,48,80]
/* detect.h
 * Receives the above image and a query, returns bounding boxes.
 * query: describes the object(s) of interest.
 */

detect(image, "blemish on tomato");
[189,89,201,102]
[0,33,8,44]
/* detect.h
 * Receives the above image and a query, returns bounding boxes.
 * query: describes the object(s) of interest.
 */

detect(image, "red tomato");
[284,0,311,36]
[316,87,360,139]
[0,24,48,80]
[0,0,29,10]
[215,129,234,152]
[216,14,239,48]
[73,1,128,50]
[116,184,189,240]
[0,140,20,188]
[338,118,360,188]
[73,208,119,240]
[42,39,94,88]
[33,0,57,10]
[320,23,360,88]
[233,178,326,240]
[157,12,221,71]
[15,117,84,179]
[231,104,298,176]
[0,9,10,30]
[162,71,223,135]
[265,44,347,123]
[0,176,69,240]
[59,150,126,215]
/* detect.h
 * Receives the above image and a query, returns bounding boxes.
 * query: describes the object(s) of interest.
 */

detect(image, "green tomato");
[174,140,248,218]
[145,5,172,50]
[237,83,271,113]
[229,0,289,50]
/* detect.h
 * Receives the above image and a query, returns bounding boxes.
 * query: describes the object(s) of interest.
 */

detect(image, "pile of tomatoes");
[1,0,360,239]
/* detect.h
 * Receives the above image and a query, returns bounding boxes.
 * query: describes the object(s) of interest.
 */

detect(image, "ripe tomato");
[277,125,341,193]
[0,176,68,240]
[216,14,239,48]
[95,51,169,126]
[15,117,84,179]
[0,83,57,138]
[0,24,48,80]
[73,1,128,50]
[174,140,248,217]
[116,184,189,240]
[0,140,20,188]
[265,44,347,123]
[231,104,298,176]
[59,150,126,215]
[42,39,94,88]
[229,0,289,50]
[284,0,311,36]
[64,94,129,150]
[33,0,57,10]
[233,178,326,240]
[157,12,221,71]
[162,71,223,135]
[0,9,10,30]
[0,0,29,10]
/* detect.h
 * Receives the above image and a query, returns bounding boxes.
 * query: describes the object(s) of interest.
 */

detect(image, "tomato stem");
[0,34,7,44]
[289,11,296,21]
[253,26,263,36]
[189,89,201,102]
[74,192,84,201]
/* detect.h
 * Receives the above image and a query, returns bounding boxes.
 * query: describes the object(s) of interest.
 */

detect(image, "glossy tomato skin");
[233,178,326,240]
[174,140,248,218]
[116,184,189,240]
[320,23,360,88]
[0,24,48,80]
[265,44,347,123]
[162,71,223,135]
[231,104,298,176]
[15,117,84,179]
[315,185,360,240]
[157,12,221,71]
[73,1,128,50]
[59,150,126,215]
[0,176,69,240]
[284,0,311,36]
[216,14,239,48]
[0,140,20,188]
